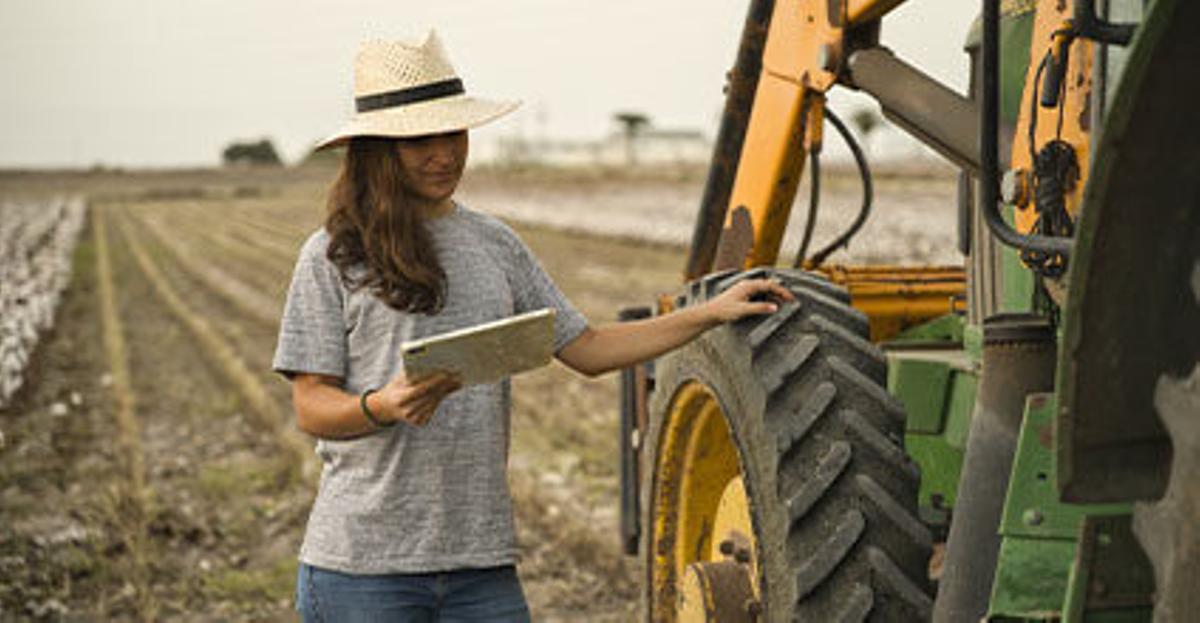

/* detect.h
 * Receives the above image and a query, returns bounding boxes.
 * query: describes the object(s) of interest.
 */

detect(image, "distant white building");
[489,127,711,168]
[481,113,946,171]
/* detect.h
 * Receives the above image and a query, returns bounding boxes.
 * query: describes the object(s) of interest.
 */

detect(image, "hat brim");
[314,95,519,151]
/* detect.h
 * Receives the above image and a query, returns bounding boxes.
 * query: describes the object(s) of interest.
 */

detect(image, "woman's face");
[395,130,468,205]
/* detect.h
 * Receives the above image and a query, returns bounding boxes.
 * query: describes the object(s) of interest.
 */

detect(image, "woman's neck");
[408,196,455,219]
[425,198,455,218]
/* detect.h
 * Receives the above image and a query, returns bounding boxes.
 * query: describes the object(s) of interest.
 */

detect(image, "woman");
[273,32,791,622]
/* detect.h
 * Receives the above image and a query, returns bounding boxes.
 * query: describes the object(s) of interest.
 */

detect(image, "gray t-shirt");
[272,203,588,574]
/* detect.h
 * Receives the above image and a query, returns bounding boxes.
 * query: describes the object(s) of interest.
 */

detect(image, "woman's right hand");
[371,371,463,427]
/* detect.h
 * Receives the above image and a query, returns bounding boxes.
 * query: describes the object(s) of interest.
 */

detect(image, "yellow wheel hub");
[651,381,760,622]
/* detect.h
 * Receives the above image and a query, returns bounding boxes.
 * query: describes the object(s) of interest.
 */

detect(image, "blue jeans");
[296,563,532,622]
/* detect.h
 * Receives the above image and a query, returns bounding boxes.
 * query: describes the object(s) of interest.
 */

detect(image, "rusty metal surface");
[712,206,756,273]
[678,560,756,622]
[1008,0,1095,239]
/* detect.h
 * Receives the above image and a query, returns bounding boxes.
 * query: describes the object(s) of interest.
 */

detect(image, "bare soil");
[0,163,958,621]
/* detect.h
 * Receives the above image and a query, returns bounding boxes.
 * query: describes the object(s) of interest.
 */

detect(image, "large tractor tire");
[642,268,933,622]
[1134,364,1200,621]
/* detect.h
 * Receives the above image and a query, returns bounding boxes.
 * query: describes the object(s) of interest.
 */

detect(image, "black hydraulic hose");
[792,149,821,268]
[1075,0,1135,45]
[981,0,1074,259]
[810,108,874,266]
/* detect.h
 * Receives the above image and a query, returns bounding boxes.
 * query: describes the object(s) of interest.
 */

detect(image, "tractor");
[616,0,1199,620]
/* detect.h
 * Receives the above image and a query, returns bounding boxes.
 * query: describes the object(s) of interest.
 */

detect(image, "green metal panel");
[889,313,965,345]
[999,395,1127,540]
[989,538,1079,620]
[999,205,1036,313]
[890,339,978,515]
[907,434,966,512]
[1001,10,1034,126]
[942,372,976,450]
[963,322,984,360]
[890,358,952,433]
[964,6,1035,125]
[964,9,1037,314]
[986,394,1142,621]
[1061,515,1154,623]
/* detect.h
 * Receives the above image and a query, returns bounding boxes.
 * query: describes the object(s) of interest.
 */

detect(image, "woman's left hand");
[704,278,795,323]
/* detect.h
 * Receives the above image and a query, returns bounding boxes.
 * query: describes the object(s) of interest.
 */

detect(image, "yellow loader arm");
[706,0,901,272]
[685,0,968,342]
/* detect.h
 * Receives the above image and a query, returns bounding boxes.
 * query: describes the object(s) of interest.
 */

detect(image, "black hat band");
[355,78,465,113]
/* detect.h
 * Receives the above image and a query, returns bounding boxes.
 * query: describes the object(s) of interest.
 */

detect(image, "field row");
[0,198,86,407]
[1,185,683,619]
[110,194,653,618]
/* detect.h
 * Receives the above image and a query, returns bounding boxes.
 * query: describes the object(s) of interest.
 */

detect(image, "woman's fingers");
[387,372,462,426]
[765,279,795,301]
[709,278,796,321]
[741,278,794,302]
[406,384,458,426]
[737,279,795,310]
[394,371,461,407]
[412,400,441,426]
[744,301,781,315]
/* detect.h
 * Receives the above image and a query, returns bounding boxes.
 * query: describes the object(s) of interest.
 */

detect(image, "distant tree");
[613,111,651,166]
[849,108,881,155]
[222,138,283,167]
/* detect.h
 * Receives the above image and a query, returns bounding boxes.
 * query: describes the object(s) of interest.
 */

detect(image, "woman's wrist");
[694,300,728,328]
[360,388,395,428]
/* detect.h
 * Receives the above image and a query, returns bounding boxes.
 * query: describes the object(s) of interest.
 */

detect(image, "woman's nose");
[426,137,458,164]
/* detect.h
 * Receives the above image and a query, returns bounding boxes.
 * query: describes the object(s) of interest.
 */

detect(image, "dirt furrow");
[216,210,308,259]
[102,203,313,619]
[170,200,305,266]
[3,171,752,619]
[111,208,312,481]
[92,208,155,620]
[134,204,297,302]
[0,213,153,620]
[131,208,282,327]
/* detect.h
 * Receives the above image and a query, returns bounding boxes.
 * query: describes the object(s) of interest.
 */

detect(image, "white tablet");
[400,308,557,387]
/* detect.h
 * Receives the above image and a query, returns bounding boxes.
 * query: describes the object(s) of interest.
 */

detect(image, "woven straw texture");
[355,33,458,96]
[317,31,517,149]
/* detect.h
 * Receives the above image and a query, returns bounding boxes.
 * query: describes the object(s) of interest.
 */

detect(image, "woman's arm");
[292,371,462,439]
[556,278,794,377]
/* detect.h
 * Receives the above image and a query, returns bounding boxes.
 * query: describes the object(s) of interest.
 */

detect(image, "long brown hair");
[324,137,446,315]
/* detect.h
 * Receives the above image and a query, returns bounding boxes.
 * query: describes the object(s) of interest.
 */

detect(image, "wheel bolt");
[734,547,751,564]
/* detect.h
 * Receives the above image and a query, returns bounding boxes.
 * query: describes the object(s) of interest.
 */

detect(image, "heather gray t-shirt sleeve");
[498,225,589,352]
[273,231,347,379]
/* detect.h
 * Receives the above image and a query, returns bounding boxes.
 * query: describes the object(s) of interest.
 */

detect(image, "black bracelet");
[359,388,394,429]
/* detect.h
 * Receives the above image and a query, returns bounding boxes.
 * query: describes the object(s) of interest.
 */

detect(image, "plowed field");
[0,164,956,620]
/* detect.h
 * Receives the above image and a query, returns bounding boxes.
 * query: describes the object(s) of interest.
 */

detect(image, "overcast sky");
[0,1,977,168]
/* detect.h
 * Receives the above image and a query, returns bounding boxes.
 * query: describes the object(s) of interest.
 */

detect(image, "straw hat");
[315,31,519,150]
